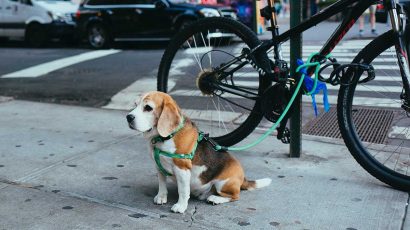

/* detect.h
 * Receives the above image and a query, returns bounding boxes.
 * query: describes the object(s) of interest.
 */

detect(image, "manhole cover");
[303,107,394,144]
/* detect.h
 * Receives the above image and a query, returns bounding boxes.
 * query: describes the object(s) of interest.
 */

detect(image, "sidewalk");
[0,98,408,229]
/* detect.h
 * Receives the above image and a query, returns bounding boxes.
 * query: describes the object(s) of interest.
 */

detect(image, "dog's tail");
[241,178,272,190]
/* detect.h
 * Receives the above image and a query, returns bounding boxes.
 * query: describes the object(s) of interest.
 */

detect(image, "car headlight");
[199,8,221,17]
[47,11,65,22]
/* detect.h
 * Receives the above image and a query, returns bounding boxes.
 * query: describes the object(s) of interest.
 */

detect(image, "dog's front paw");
[171,202,188,213]
[154,193,168,205]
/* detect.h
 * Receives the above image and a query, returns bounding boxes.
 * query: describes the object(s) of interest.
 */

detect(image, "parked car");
[0,0,78,46]
[75,0,238,49]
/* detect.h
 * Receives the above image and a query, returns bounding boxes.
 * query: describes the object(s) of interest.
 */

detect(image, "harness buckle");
[202,133,227,151]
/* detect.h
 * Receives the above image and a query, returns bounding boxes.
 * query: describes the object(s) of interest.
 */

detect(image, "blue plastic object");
[297,59,330,116]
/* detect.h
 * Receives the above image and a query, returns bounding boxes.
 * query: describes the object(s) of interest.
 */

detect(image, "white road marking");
[275,52,394,57]
[102,78,176,110]
[169,89,402,108]
[181,109,241,122]
[231,72,403,81]
[232,63,400,70]
[184,47,212,54]
[169,58,195,75]
[2,49,121,78]
[228,80,404,93]
[102,40,404,113]
[103,57,193,110]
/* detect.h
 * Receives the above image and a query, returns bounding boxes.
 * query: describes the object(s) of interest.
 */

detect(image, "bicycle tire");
[338,30,410,191]
[157,17,271,146]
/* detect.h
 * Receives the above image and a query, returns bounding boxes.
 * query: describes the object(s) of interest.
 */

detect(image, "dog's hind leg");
[207,195,231,205]
[207,179,241,205]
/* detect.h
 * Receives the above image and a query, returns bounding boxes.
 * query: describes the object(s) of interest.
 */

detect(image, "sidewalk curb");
[0,96,13,103]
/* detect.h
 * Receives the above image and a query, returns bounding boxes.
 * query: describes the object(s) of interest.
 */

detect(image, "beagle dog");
[126,91,271,213]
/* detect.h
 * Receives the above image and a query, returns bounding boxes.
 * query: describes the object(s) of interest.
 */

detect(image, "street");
[0,38,401,108]
[0,41,167,107]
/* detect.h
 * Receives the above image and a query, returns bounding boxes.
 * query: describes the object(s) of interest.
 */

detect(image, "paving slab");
[0,100,408,229]
[0,100,133,181]
[0,182,203,230]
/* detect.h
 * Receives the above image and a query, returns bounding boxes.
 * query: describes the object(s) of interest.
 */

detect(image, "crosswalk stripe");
[273,52,396,57]
[232,64,400,70]
[103,78,176,110]
[230,72,403,81]
[278,45,372,50]
[169,90,402,108]
[103,39,404,112]
[229,80,403,93]
[2,49,121,78]
[181,109,241,122]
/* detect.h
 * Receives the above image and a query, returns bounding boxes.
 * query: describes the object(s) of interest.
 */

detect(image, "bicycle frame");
[209,0,410,110]
[256,0,410,104]
[260,0,375,58]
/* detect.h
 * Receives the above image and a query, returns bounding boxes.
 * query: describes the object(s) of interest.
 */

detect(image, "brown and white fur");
[126,91,271,213]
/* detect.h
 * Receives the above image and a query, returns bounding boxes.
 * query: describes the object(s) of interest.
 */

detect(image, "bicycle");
[157,0,410,191]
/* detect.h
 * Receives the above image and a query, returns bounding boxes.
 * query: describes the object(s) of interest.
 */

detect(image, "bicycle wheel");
[338,30,410,191]
[157,17,271,146]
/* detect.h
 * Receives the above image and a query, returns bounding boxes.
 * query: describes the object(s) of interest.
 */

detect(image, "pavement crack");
[0,178,40,190]
[189,205,198,227]
[401,193,410,230]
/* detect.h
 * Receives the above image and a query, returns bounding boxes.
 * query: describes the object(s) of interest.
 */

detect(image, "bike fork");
[387,0,410,111]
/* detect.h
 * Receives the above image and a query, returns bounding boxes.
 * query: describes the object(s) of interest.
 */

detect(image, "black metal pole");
[289,0,302,158]
[252,0,258,33]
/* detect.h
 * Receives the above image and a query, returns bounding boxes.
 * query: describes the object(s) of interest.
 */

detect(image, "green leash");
[213,52,330,152]
[151,117,204,176]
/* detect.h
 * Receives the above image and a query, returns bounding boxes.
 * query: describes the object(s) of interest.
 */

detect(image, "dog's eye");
[143,105,153,112]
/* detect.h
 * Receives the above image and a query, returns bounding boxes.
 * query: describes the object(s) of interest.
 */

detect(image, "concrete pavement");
[0,98,408,229]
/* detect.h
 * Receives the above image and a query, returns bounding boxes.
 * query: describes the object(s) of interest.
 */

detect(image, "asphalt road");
[0,40,167,107]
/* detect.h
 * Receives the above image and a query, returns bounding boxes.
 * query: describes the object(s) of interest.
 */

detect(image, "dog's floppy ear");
[157,97,182,137]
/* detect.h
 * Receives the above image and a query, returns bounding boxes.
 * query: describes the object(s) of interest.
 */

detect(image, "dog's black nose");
[126,114,135,123]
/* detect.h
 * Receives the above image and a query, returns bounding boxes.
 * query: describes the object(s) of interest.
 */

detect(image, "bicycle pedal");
[277,127,291,144]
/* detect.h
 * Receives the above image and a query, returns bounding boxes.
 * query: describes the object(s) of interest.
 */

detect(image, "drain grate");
[303,107,394,144]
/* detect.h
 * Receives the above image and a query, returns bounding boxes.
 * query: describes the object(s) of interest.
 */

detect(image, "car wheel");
[87,23,111,49]
[26,23,48,47]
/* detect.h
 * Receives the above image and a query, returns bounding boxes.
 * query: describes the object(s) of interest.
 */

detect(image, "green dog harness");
[151,117,204,176]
